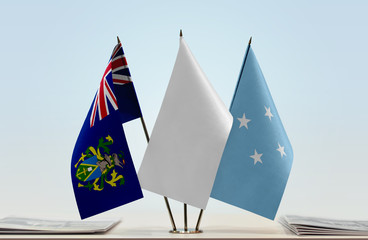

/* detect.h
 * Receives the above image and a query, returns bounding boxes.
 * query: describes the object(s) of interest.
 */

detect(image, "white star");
[237,113,251,129]
[276,143,286,158]
[250,149,263,165]
[264,106,273,121]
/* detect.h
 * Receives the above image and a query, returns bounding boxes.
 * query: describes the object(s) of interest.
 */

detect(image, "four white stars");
[238,106,287,165]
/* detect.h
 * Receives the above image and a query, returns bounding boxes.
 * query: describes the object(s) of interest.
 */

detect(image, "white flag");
[138,36,232,209]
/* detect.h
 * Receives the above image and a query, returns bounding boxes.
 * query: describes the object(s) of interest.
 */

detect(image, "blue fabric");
[114,82,142,123]
[211,46,293,220]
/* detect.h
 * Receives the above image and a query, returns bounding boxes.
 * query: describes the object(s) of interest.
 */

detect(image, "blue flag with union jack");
[71,41,143,219]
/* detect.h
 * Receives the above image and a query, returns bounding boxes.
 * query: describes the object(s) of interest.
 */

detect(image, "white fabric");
[138,37,232,209]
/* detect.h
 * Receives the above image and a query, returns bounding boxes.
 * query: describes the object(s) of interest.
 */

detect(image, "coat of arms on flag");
[74,135,126,191]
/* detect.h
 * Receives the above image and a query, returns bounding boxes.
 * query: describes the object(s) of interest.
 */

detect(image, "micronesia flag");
[71,41,143,219]
[211,40,293,220]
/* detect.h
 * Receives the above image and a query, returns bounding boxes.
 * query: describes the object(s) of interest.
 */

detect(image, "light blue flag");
[211,42,293,220]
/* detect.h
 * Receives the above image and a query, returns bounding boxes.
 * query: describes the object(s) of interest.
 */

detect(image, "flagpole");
[116,36,177,232]
[164,196,177,231]
[179,29,204,233]
[195,209,203,231]
[180,29,190,233]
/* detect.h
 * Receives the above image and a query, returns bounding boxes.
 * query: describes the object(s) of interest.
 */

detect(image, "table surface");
[0,213,367,240]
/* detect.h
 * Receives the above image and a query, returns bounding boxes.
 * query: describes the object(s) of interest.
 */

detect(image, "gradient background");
[0,0,367,223]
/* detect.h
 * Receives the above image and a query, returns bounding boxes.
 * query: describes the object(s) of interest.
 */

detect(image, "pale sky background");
[0,0,368,224]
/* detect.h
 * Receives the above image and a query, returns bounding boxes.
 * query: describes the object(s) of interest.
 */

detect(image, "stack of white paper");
[280,215,368,236]
[0,216,119,234]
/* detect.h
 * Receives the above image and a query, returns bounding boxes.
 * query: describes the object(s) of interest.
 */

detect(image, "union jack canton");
[90,43,134,127]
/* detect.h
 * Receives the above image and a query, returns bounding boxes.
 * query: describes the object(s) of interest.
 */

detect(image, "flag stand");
[168,204,203,234]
